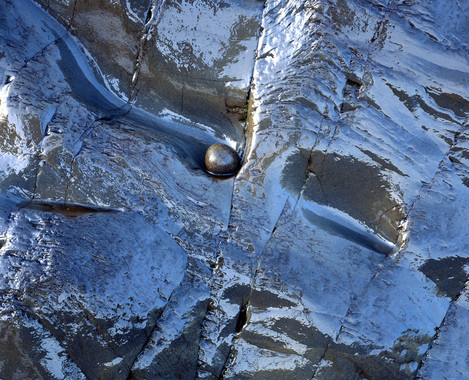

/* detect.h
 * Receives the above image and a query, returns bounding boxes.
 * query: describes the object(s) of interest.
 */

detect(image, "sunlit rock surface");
[0,0,468,378]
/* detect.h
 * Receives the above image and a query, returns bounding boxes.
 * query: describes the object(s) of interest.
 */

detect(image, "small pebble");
[205,143,241,176]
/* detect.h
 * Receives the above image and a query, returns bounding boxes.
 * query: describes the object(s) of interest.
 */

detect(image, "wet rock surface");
[1,0,469,379]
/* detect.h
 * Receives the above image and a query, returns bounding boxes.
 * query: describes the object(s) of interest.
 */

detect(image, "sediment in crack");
[129,0,167,104]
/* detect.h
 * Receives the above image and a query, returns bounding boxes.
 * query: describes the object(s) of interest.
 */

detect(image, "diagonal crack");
[67,0,78,30]
[20,306,88,377]
[125,287,177,379]
[324,114,468,377]
[300,4,407,376]
[30,107,59,201]
[413,281,469,379]
[73,297,120,357]
[217,198,290,378]
[310,341,332,380]
[129,0,167,104]
[14,29,67,77]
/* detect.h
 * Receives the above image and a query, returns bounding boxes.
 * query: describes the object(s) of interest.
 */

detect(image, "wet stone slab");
[1,0,469,378]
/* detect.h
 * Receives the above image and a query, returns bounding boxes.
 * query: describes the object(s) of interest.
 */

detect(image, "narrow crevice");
[293,138,328,212]
[412,282,468,379]
[239,0,269,164]
[378,203,401,217]
[74,298,118,355]
[194,301,213,374]
[194,295,223,378]
[30,154,42,201]
[125,288,176,379]
[129,2,152,102]
[72,117,103,147]
[219,344,239,379]
[64,154,77,203]
[24,199,123,216]
[305,164,327,201]
[310,341,332,379]
[293,119,327,204]
[54,126,97,199]
[0,236,7,249]
[29,104,60,201]
[354,362,373,380]
[401,121,465,237]
[14,33,67,77]
[224,186,236,232]
[67,0,78,30]
[196,287,229,375]
[144,4,153,24]
[66,115,112,202]
[325,124,341,150]
[191,237,226,376]
[180,81,185,113]
[334,260,386,342]
[234,298,250,334]
[217,199,290,377]
[196,263,257,375]
[218,298,251,379]
[252,197,289,270]
[129,0,167,104]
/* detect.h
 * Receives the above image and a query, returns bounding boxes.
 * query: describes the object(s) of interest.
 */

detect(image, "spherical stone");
[205,143,241,176]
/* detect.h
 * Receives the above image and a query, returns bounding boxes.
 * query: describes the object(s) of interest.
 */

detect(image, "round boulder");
[205,143,241,176]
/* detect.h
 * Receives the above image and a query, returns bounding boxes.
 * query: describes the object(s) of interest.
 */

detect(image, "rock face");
[1,0,469,379]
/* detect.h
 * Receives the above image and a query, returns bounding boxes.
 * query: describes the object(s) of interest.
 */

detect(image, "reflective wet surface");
[1,0,469,378]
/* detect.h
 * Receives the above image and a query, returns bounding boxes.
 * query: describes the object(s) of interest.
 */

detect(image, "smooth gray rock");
[1,0,469,378]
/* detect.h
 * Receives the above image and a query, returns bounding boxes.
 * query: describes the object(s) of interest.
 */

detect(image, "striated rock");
[1,0,469,378]
[33,0,264,150]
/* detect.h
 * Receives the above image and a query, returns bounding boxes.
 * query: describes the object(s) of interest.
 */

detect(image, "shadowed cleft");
[462,177,469,188]
[419,256,469,299]
[24,200,123,218]
[341,76,363,112]
[235,299,250,334]
[386,83,455,122]
[358,148,407,177]
[4,75,14,85]
[424,88,469,119]
[344,77,362,94]
[302,208,395,255]
[282,150,405,249]
[144,3,153,24]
